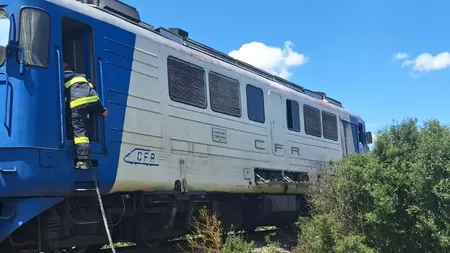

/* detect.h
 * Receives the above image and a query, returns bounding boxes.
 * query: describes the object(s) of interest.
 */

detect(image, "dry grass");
[182,206,256,253]
[184,206,224,253]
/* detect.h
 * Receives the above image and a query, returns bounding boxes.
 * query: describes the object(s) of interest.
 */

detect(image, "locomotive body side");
[111,31,352,194]
[86,5,365,195]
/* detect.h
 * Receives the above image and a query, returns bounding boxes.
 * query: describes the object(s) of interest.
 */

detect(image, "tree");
[295,118,450,253]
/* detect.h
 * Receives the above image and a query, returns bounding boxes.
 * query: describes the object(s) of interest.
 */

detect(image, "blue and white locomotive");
[0,0,372,252]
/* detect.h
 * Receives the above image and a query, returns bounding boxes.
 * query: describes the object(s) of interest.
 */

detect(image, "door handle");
[56,48,65,148]
[0,72,11,135]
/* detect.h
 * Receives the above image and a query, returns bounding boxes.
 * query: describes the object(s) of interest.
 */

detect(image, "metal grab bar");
[98,58,107,153]
[0,72,11,135]
[56,48,65,148]
[98,59,105,106]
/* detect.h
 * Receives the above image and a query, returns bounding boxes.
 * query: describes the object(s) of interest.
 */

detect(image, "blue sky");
[124,0,450,135]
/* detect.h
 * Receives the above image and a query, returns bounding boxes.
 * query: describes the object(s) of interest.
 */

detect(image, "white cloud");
[401,59,414,67]
[228,41,307,79]
[393,52,409,60]
[412,52,450,72]
[394,51,450,73]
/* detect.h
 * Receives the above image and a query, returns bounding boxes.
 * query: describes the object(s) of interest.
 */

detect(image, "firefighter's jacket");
[64,70,105,113]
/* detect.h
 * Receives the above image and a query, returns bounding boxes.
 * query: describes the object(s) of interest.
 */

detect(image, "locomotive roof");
[49,0,362,120]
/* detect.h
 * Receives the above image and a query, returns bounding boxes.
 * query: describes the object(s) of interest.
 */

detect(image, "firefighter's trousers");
[71,107,92,161]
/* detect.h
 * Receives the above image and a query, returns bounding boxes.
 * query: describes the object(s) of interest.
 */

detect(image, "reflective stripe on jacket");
[64,70,103,111]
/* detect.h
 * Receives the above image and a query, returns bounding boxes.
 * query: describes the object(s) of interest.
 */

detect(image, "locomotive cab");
[0,0,105,151]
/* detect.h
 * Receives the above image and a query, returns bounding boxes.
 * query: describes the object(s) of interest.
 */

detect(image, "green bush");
[295,118,450,253]
[294,214,375,253]
[222,232,255,253]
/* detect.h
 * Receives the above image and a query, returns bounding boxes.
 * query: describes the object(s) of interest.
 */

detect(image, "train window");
[246,84,265,123]
[358,123,365,145]
[322,111,338,141]
[0,10,6,67]
[19,7,50,67]
[209,71,241,117]
[167,56,206,109]
[61,18,95,85]
[303,105,322,137]
[286,99,300,132]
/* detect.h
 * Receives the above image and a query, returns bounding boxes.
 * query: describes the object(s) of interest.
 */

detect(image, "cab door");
[269,91,285,157]
[341,118,358,155]
[55,14,107,160]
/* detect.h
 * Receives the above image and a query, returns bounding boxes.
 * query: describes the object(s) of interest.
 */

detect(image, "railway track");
[90,227,298,253]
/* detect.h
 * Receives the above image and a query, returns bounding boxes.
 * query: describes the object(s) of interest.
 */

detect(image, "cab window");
[0,10,7,67]
[19,7,50,67]
[358,123,366,146]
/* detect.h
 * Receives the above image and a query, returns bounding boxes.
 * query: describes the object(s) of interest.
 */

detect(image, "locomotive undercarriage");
[0,191,308,253]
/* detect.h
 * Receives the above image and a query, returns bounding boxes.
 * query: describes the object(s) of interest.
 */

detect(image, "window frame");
[0,9,7,68]
[246,84,265,123]
[167,55,207,109]
[208,71,242,118]
[286,98,300,132]
[322,110,338,141]
[17,6,51,68]
[303,104,322,138]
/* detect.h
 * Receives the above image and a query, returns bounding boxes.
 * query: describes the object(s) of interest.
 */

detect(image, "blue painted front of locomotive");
[0,0,135,242]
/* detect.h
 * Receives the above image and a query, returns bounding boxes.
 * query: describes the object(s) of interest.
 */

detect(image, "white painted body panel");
[110,35,352,194]
[49,0,363,194]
